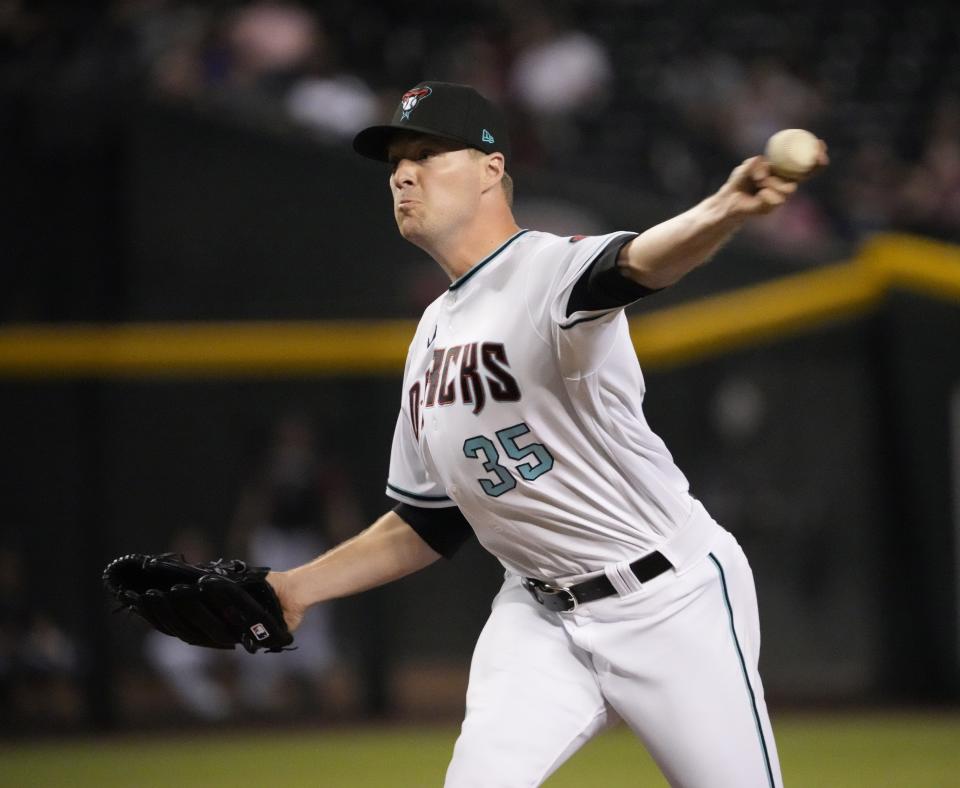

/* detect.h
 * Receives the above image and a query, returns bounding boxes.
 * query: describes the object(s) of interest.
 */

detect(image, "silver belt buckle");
[523,577,578,612]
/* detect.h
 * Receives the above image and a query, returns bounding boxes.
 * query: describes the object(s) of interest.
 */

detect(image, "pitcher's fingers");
[756,187,787,213]
[759,176,798,195]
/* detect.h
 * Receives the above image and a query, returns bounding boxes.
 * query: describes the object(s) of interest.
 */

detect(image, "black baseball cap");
[353,81,511,164]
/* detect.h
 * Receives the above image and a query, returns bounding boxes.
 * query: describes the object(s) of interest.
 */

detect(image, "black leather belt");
[521,551,673,612]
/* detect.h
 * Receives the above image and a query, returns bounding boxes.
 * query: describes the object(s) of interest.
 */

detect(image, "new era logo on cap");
[353,82,511,164]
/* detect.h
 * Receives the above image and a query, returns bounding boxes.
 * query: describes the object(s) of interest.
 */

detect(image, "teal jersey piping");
[448,230,530,292]
[708,553,777,788]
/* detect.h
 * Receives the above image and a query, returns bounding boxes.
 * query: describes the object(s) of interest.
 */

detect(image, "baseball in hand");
[764,129,821,180]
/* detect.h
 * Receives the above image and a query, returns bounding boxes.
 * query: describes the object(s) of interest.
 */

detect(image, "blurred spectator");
[149,1,378,139]
[658,49,745,131]
[897,94,960,240]
[226,1,315,85]
[719,56,823,158]
[836,138,905,242]
[205,1,319,124]
[0,544,80,728]
[285,71,378,138]
[506,2,612,159]
[141,3,217,99]
[507,6,611,115]
[229,411,362,714]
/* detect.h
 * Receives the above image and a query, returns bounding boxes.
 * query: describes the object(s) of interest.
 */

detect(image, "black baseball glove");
[103,553,294,653]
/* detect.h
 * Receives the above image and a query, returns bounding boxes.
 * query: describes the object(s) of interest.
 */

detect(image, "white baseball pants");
[445,529,782,788]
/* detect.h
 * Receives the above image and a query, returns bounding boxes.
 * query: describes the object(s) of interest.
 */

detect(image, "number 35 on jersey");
[464,422,555,497]
[409,341,555,498]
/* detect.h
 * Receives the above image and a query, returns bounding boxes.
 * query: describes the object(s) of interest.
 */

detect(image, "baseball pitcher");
[123,81,827,787]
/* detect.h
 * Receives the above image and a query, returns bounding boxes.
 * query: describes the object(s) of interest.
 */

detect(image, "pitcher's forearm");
[285,510,441,607]
[619,151,817,289]
[619,193,745,289]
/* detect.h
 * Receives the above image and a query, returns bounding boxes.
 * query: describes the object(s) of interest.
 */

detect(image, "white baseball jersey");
[381,226,780,788]
[386,229,718,582]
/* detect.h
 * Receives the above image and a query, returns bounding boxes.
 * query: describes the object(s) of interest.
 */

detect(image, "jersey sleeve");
[524,231,658,379]
[393,503,474,559]
[385,332,456,508]
[564,233,661,318]
[552,232,660,329]
[386,402,455,508]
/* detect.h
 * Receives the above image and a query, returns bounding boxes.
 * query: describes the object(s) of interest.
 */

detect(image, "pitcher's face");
[388,134,485,246]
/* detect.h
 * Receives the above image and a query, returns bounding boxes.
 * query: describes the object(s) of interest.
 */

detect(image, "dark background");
[1,0,958,735]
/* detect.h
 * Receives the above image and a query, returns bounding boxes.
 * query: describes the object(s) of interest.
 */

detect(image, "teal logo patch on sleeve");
[481,129,495,144]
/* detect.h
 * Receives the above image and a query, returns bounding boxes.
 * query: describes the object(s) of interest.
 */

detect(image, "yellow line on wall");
[630,260,883,368]
[0,321,415,377]
[0,233,957,378]
[860,234,960,301]
[630,233,960,367]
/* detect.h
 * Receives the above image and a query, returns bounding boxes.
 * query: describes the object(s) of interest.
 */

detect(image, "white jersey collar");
[448,229,530,292]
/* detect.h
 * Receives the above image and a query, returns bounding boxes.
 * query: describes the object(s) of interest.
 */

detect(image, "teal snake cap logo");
[482,129,495,144]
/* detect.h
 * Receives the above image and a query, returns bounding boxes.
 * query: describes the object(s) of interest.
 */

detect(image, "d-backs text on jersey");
[409,342,521,438]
